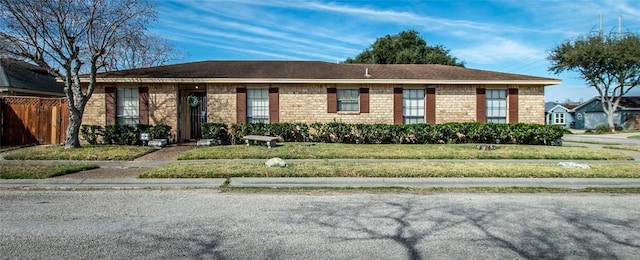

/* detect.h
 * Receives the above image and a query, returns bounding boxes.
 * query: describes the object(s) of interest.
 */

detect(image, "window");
[553,113,565,124]
[247,89,269,123]
[117,88,138,125]
[403,89,424,124]
[337,89,359,112]
[486,89,507,123]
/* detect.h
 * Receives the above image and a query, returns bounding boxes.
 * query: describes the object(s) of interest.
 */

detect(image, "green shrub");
[92,122,565,146]
[201,123,230,143]
[595,124,612,134]
[80,125,103,145]
[82,124,172,145]
[150,124,172,139]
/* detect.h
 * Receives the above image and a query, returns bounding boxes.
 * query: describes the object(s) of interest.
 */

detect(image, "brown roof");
[618,96,640,109]
[90,60,560,84]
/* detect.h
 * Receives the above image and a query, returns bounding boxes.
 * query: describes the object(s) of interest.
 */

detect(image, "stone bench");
[243,135,278,148]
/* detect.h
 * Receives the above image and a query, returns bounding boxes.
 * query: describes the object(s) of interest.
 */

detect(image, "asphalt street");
[1,190,639,259]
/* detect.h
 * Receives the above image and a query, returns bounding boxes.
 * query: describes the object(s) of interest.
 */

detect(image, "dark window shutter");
[393,87,403,124]
[426,87,436,123]
[269,88,279,123]
[236,87,247,123]
[508,88,518,123]
[105,86,116,125]
[359,88,369,113]
[476,88,486,122]
[138,87,149,125]
[327,88,337,113]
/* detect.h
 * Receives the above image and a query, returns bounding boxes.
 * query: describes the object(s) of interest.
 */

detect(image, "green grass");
[627,135,640,140]
[0,163,98,179]
[604,145,640,153]
[0,146,23,153]
[140,161,640,178]
[3,145,157,161]
[178,143,632,160]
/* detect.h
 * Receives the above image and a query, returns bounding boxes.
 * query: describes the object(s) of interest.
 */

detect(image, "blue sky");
[151,0,640,103]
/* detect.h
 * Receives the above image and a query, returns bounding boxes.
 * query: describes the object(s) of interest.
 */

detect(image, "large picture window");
[486,89,507,123]
[247,89,269,123]
[403,89,424,124]
[117,88,139,125]
[337,89,359,112]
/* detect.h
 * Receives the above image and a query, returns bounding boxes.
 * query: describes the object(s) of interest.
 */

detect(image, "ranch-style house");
[80,60,561,141]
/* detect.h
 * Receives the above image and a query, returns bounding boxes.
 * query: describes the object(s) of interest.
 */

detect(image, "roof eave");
[0,87,66,97]
[88,77,562,85]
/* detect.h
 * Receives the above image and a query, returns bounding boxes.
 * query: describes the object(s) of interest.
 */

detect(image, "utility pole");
[618,15,622,39]
[599,13,603,37]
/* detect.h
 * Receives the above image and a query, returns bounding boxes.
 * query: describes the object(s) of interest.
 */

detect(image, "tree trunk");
[64,109,83,149]
[605,109,616,133]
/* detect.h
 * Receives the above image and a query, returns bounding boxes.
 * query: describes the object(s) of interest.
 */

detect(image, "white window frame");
[403,89,425,124]
[117,88,139,125]
[337,89,359,112]
[486,89,507,123]
[247,88,269,123]
[553,112,565,125]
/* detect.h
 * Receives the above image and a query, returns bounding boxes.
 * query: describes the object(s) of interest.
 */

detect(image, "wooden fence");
[1,96,69,146]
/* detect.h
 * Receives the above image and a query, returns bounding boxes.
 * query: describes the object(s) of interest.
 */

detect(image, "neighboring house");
[0,58,64,97]
[544,102,578,128]
[572,96,640,130]
[80,60,561,141]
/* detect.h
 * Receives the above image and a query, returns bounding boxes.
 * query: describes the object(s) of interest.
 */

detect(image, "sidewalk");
[2,177,640,189]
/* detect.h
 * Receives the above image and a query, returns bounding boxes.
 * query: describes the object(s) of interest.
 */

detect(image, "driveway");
[563,132,640,146]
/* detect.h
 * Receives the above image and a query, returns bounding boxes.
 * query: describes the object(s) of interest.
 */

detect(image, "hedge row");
[80,124,172,145]
[201,122,567,145]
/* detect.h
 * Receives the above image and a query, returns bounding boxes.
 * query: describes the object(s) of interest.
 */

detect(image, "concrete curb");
[0,178,227,189]
[228,177,640,188]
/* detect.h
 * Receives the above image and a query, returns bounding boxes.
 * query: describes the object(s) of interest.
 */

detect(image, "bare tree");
[105,34,186,71]
[0,0,156,148]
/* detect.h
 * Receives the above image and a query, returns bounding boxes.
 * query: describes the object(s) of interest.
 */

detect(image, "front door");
[189,91,206,139]
[180,89,206,140]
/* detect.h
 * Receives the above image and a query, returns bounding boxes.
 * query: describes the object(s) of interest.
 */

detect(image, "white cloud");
[454,38,542,65]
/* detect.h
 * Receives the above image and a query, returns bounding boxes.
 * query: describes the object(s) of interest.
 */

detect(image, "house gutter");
[0,87,66,97]
[86,77,562,86]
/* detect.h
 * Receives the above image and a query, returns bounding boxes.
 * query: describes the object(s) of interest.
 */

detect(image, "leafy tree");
[548,33,640,131]
[0,0,159,148]
[344,30,464,66]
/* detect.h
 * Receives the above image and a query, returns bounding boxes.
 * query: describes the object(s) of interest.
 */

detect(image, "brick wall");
[517,85,545,124]
[278,84,393,124]
[83,83,546,129]
[434,85,477,123]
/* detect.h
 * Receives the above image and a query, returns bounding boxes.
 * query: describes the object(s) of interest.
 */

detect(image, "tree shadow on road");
[293,196,640,259]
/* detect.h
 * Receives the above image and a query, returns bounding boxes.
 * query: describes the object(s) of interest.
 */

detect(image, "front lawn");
[3,145,157,161]
[140,161,640,178]
[0,163,98,179]
[604,145,640,153]
[178,143,632,160]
